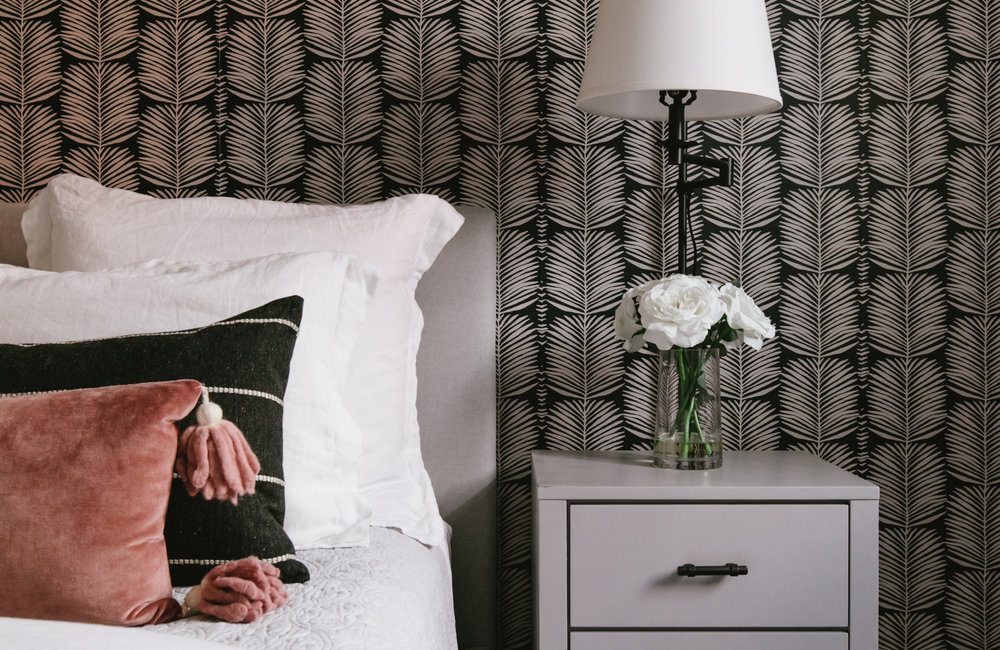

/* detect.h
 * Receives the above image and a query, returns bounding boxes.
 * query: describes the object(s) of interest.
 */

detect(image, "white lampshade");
[577,0,782,121]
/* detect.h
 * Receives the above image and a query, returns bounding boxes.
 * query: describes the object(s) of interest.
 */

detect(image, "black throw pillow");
[0,296,309,586]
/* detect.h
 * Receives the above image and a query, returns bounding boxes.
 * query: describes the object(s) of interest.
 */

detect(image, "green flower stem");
[670,349,713,458]
[678,352,689,457]
[691,407,711,453]
[682,397,691,458]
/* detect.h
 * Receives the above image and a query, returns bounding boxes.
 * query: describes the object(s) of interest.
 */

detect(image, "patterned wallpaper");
[0,0,997,647]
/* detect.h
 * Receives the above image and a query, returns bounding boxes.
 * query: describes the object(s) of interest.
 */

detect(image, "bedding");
[0,617,233,650]
[0,298,309,586]
[0,197,491,648]
[0,252,380,549]
[22,173,462,548]
[155,527,458,650]
[0,529,456,649]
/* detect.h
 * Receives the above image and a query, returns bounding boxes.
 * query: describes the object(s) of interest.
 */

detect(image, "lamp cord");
[686,208,699,276]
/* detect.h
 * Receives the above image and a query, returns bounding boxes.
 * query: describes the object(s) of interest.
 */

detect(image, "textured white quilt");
[0,617,231,649]
[154,527,458,649]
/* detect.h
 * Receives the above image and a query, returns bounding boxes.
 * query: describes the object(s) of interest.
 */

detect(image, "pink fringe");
[175,420,260,505]
[198,557,288,623]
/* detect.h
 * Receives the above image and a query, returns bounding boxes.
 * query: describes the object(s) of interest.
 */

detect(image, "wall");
[0,0,997,648]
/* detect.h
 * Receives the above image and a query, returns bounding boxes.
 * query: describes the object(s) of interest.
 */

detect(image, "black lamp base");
[659,90,734,276]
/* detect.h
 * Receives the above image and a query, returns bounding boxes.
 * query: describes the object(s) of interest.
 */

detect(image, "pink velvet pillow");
[0,380,202,626]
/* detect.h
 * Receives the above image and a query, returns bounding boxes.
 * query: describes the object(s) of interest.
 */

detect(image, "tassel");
[175,387,260,505]
[181,557,288,623]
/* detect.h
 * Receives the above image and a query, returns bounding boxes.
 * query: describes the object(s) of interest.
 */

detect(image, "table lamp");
[577,0,782,274]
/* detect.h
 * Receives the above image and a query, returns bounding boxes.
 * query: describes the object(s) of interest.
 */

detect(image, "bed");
[0,188,496,649]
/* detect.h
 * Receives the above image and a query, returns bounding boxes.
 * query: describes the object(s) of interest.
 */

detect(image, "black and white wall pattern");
[0,0,997,647]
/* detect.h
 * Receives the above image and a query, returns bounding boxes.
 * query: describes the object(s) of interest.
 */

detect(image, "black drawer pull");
[677,563,748,577]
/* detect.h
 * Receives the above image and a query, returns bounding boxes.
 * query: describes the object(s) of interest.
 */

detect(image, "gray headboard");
[0,202,497,650]
[0,203,27,267]
[417,206,497,650]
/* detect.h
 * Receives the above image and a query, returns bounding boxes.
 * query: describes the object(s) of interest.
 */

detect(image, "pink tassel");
[182,557,288,623]
[175,387,260,505]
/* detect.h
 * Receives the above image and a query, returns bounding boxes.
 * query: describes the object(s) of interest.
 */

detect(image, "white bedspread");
[0,617,232,649]
[154,526,458,650]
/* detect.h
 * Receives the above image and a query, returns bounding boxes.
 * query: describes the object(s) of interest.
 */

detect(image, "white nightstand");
[533,450,879,650]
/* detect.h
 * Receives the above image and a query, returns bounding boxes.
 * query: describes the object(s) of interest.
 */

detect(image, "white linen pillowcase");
[0,251,380,549]
[22,174,464,548]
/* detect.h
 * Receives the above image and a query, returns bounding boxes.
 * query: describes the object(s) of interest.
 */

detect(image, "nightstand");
[533,450,879,650]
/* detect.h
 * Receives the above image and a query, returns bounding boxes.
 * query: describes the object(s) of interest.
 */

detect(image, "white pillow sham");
[23,174,464,548]
[0,251,380,549]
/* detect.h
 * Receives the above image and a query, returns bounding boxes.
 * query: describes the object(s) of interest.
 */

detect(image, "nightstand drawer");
[571,631,848,650]
[569,503,848,628]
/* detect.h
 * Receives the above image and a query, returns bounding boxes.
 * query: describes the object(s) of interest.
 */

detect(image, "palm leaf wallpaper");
[0,0,997,647]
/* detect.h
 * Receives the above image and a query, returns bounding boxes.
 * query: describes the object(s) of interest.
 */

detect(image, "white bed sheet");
[153,526,458,650]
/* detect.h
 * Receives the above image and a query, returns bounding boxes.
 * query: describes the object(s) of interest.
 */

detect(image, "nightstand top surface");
[532,450,879,501]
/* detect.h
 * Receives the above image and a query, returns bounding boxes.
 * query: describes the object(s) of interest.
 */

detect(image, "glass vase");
[652,347,722,470]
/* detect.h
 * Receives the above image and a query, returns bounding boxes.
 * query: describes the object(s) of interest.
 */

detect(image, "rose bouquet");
[614,274,775,468]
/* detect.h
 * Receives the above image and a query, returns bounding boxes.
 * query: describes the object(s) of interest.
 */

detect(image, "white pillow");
[23,174,464,548]
[0,251,380,549]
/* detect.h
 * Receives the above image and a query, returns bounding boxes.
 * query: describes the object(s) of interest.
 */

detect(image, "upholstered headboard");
[416,206,497,649]
[0,202,497,650]
[0,204,27,267]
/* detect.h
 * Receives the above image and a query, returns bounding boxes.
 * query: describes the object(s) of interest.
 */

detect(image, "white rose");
[613,290,645,353]
[637,275,724,349]
[719,283,775,350]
